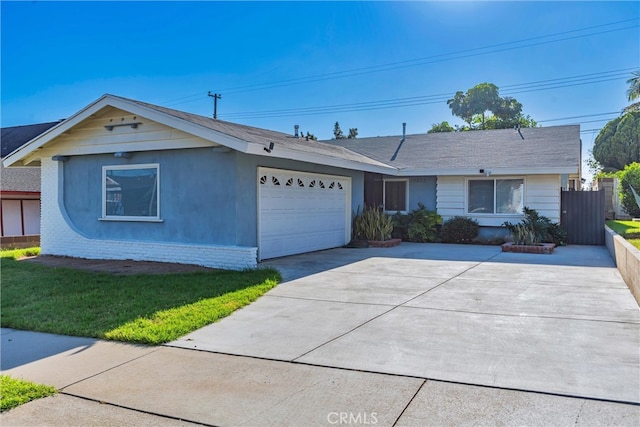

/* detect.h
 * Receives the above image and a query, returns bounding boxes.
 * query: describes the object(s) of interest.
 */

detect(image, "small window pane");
[468,180,494,214]
[496,179,524,214]
[385,181,406,212]
[106,167,158,217]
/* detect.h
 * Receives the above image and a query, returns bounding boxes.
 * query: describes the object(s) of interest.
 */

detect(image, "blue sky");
[1,1,638,179]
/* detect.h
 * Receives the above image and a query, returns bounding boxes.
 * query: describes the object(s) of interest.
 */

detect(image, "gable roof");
[324,125,581,175]
[2,95,581,177]
[2,95,394,174]
[1,121,61,158]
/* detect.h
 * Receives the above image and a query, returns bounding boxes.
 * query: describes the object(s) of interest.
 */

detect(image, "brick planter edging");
[368,238,402,248]
[501,242,555,254]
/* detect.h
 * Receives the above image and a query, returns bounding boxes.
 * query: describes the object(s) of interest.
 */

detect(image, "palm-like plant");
[624,70,640,113]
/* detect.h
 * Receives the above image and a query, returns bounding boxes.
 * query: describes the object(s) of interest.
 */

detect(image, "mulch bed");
[18,255,218,275]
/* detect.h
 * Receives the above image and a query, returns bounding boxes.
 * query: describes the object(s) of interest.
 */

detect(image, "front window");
[468,178,523,214]
[384,180,408,212]
[102,164,159,220]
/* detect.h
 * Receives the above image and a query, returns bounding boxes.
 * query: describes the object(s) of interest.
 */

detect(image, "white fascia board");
[3,95,249,167]
[396,166,578,176]
[247,143,396,174]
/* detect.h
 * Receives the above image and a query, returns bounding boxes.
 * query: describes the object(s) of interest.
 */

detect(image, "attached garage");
[258,167,351,260]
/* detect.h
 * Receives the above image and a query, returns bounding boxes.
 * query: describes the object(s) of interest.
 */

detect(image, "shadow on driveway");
[260,243,615,282]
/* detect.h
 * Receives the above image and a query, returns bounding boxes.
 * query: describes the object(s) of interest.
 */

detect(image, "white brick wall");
[40,159,258,270]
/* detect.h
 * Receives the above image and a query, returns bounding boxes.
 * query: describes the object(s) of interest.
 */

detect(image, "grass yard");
[1,248,281,345]
[0,375,56,412]
[607,220,640,250]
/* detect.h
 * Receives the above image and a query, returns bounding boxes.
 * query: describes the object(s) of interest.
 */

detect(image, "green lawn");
[1,248,281,345]
[606,220,640,250]
[0,375,56,412]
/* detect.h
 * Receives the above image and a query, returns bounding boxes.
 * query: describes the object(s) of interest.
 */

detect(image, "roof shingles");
[324,126,580,171]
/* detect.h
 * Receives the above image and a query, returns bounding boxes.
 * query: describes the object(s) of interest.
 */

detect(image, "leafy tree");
[348,128,358,139]
[333,121,345,139]
[446,82,534,130]
[592,111,640,171]
[305,131,317,141]
[618,162,640,217]
[427,121,456,133]
[624,70,640,113]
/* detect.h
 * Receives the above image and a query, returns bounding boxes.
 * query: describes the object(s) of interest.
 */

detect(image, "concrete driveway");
[169,243,640,404]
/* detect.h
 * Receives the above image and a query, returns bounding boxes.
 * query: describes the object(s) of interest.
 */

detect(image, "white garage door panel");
[258,168,350,260]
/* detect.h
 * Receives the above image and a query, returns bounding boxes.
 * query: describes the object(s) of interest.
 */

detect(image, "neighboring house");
[326,124,581,239]
[1,121,61,247]
[3,95,580,269]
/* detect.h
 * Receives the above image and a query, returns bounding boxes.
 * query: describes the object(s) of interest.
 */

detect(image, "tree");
[624,70,640,113]
[446,82,533,130]
[619,162,640,217]
[305,131,317,141]
[592,111,640,171]
[347,128,358,139]
[427,121,456,133]
[333,121,345,139]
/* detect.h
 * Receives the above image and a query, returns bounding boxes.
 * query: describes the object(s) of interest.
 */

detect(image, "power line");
[157,18,638,106]
[216,20,638,95]
[219,69,633,120]
[538,112,620,123]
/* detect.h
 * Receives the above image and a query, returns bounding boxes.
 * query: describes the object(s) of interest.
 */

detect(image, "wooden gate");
[560,190,605,245]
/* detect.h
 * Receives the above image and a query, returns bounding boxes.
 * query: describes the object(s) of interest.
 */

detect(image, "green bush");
[619,162,640,218]
[391,212,410,240]
[441,217,479,243]
[503,207,566,246]
[406,203,442,243]
[352,206,394,241]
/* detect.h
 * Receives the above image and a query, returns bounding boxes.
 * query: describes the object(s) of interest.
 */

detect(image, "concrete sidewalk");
[1,329,639,426]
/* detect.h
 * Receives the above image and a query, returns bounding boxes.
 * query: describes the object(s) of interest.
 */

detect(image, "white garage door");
[258,167,351,260]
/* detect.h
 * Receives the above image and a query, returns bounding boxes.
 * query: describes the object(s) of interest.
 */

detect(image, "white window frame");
[383,178,409,213]
[100,163,162,222]
[465,177,525,216]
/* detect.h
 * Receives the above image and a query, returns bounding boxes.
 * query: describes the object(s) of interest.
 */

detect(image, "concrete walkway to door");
[170,243,640,404]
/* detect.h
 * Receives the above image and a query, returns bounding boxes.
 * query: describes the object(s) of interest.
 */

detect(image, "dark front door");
[364,172,383,209]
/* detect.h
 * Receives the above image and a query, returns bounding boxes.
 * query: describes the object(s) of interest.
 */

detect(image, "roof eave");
[396,166,579,176]
[245,143,396,174]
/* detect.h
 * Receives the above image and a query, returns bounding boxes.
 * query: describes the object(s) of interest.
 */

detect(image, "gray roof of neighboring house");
[2,121,61,157]
[323,125,581,172]
[1,122,60,192]
[0,164,40,192]
[119,96,392,170]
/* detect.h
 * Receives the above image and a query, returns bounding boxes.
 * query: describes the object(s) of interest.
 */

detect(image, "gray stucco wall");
[62,147,365,247]
[63,148,238,245]
[408,176,437,211]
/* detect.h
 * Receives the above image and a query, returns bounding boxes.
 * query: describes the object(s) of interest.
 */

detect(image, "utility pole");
[208,91,222,119]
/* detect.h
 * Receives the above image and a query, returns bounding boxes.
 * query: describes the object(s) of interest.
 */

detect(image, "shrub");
[503,207,566,246]
[441,217,479,243]
[352,206,394,241]
[619,162,640,218]
[391,212,410,240]
[406,203,442,243]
